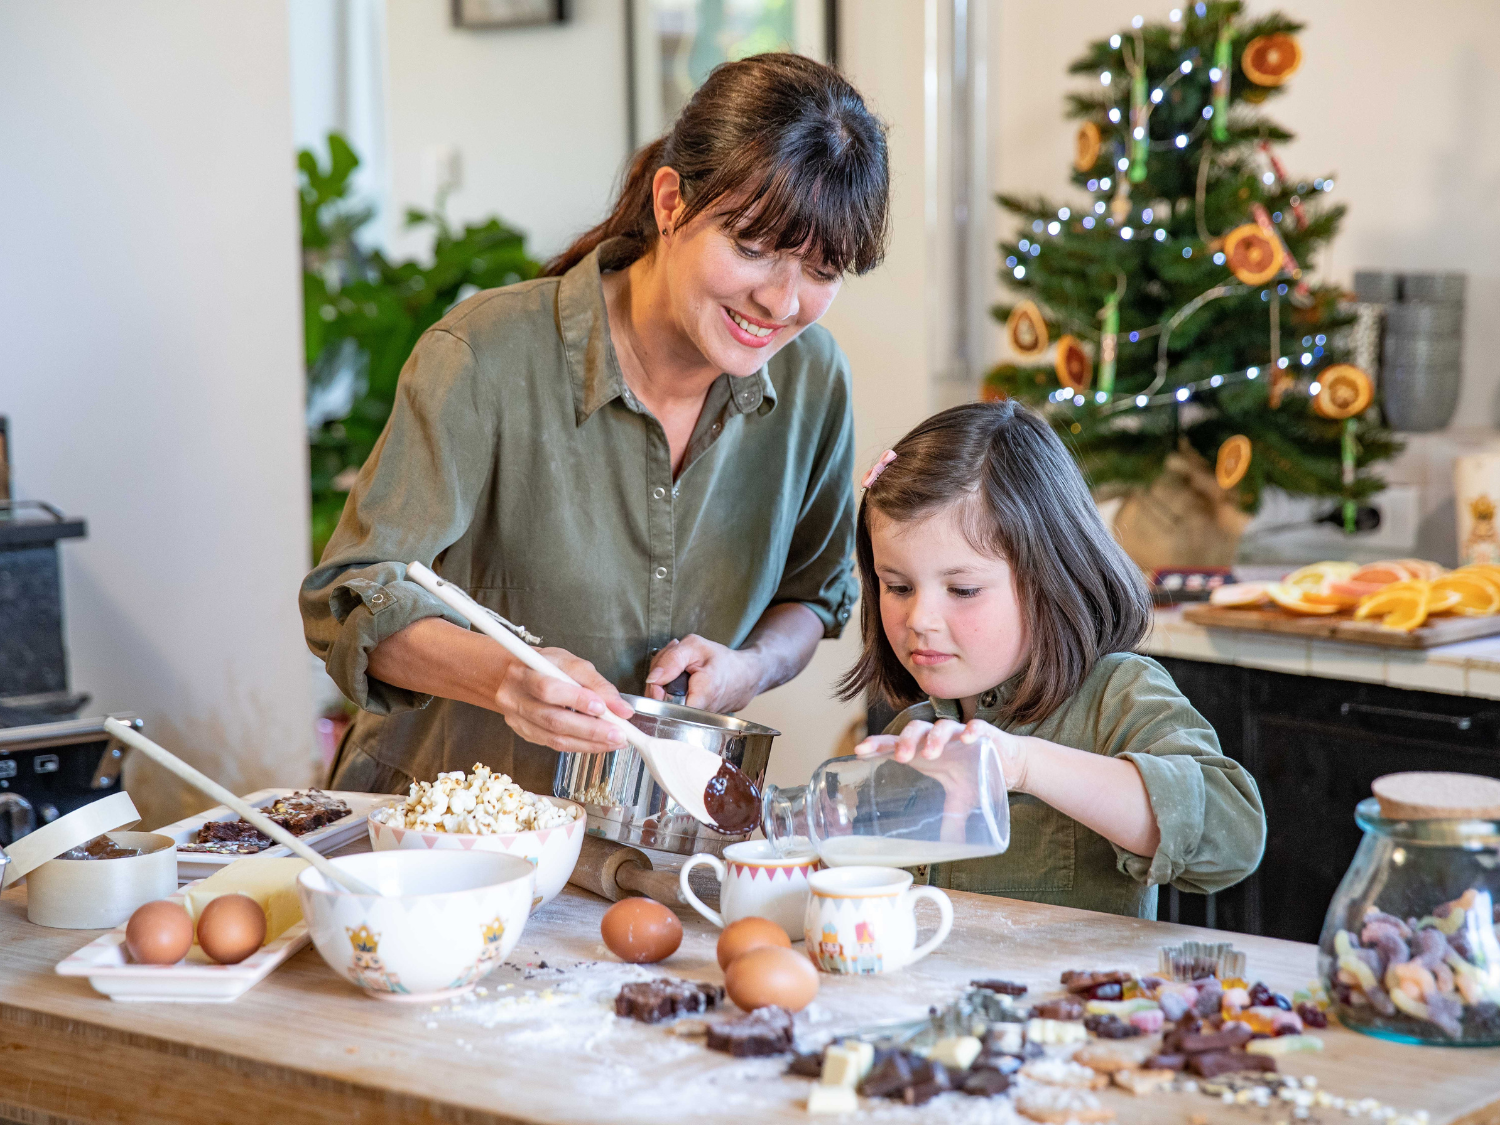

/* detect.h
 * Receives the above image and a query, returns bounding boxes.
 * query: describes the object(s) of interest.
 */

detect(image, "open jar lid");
[1372,772,1500,821]
[0,790,141,888]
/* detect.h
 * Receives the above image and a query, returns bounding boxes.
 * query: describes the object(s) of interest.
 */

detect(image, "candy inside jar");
[1318,772,1500,1046]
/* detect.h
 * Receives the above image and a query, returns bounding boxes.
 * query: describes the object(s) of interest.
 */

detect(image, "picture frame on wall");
[451,0,566,30]
[626,0,838,148]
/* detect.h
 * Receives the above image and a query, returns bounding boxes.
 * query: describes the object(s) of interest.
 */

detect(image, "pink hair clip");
[861,449,897,490]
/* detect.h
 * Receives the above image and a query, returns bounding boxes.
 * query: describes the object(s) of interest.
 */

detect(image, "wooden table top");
[3,879,1498,1125]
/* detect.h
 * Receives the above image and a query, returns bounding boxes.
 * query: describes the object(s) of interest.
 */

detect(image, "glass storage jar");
[1317,776,1500,1046]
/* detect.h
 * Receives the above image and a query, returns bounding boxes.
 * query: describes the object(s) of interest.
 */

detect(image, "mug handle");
[679,854,726,928]
[905,886,953,965]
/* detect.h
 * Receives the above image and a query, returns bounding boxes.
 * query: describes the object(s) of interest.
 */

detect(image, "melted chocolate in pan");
[703,759,761,834]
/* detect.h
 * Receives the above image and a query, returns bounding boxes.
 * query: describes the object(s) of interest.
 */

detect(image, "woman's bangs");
[714,159,883,276]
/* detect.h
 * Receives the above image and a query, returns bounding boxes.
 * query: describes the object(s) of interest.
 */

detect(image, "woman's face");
[870,505,1029,707]
[655,171,843,377]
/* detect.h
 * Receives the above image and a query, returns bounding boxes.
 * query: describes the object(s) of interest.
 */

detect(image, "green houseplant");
[299,134,540,561]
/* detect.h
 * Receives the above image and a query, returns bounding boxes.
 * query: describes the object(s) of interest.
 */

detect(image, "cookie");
[1113,1068,1176,1096]
[1021,1057,1110,1090]
[1016,1086,1115,1123]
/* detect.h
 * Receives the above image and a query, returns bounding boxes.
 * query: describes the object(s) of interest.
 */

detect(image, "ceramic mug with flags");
[679,840,820,939]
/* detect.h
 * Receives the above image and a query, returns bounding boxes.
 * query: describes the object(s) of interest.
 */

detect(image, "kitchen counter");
[3,879,1498,1125]
[1143,605,1500,698]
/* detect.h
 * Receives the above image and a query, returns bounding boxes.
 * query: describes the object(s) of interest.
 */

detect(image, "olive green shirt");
[301,239,858,795]
[887,652,1265,919]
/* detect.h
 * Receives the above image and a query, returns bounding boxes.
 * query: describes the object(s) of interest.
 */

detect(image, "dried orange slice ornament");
[1007,300,1050,358]
[1215,435,1252,490]
[1242,33,1302,87]
[1055,335,1092,392]
[1314,365,1374,420]
[1224,224,1284,285]
[1266,583,1340,615]
[1075,121,1102,173]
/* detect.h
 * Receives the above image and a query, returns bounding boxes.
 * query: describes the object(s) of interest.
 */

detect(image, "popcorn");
[374,764,580,835]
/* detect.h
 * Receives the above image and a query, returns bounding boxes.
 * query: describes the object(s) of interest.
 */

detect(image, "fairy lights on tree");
[986,1,1398,557]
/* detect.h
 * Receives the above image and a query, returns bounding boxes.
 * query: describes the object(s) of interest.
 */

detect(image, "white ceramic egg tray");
[159,789,395,880]
[55,879,309,1002]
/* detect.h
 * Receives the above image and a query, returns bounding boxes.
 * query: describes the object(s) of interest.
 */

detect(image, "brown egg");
[196,893,267,965]
[716,916,791,970]
[600,897,681,963]
[724,945,819,1013]
[125,900,195,965]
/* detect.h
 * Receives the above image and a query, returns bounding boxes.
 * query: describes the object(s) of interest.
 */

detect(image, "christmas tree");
[984,1,1398,566]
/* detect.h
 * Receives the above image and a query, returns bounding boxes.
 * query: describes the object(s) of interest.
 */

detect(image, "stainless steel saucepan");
[552,695,779,858]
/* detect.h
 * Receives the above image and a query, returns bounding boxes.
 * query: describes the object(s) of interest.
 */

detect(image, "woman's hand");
[644,635,764,713]
[494,647,637,755]
[855,718,1030,793]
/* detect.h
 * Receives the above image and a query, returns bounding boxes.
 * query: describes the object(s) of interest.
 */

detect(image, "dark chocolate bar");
[705,1006,794,1057]
[615,979,724,1024]
[1187,1050,1277,1078]
[971,978,1027,996]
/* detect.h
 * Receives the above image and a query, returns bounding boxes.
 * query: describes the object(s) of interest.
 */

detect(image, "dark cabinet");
[1157,656,1500,944]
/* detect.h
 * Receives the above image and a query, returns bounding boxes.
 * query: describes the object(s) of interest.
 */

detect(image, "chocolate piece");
[1060,970,1130,993]
[859,1053,915,1098]
[1295,1003,1327,1029]
[1187,1049,1277,1077]
[902,1082,944,1106]
[1083,1013,1141,1039]
[1143,1052,1186,1071]
[1178,1025,1253,1054]
[59,834,145,860]
[972,978,1027,996]
[963,1068,1013,1096]
[181,790,351,854]
[907,1059,951,1091]
[974,1053,1024,1075]
[786,1051,824,1077]
[615,979,724,1024]
[1031,997,1085,1021]
[705,1006,793,1057]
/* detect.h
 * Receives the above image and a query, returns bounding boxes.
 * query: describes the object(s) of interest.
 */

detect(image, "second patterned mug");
[804,865,952,974]
[679,839,821,939]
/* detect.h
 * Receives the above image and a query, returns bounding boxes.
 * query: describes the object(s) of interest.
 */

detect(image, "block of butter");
[183,857,309,943]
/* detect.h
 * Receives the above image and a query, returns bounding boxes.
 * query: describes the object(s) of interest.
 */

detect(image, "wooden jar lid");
[1372,772,1500,820]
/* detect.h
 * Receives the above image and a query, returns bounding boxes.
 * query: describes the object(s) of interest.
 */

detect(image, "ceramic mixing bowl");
[366,797,585,913]
[297,850,534,1001]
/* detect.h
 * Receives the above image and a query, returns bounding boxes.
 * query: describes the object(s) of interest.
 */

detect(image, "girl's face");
[870,504,1028,707]
[655,171,843,377]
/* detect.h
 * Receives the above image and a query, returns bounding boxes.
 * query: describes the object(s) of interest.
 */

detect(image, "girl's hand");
[643,635,763,713]
[856,718,1030,792]
[494,647,636,755]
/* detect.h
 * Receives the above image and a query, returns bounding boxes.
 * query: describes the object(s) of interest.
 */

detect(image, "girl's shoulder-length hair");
[837,399,1151,725]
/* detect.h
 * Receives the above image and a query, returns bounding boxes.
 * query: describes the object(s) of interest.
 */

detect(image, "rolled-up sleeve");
[770,347,858,638]
[299,329,496,714]
[1099,659,1266,895]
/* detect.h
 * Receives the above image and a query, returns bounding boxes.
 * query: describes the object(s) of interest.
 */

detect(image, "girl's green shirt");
[885,652,1266,919]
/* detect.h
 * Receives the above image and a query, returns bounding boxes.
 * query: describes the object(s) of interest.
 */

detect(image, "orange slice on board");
[1224,224,1284,286]
[1354,581,1431,619]
[1215,435,1253,490]
[1302,589,1361,609]
[1380,597,1431,633]
[1393,558,1448,581]
[1055,335,1092,392]
[1284,561,1357,590]
[1266,583,1340,615]
[1328,579,1391,603]
[1351,561,1416,586]
[1425,577,1489,615]
[1210,581,1272,607]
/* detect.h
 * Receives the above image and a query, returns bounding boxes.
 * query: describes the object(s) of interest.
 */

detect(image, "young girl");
[842,400,1265,918]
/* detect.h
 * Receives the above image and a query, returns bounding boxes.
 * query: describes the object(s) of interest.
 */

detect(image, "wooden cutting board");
[1182,604,1500,649]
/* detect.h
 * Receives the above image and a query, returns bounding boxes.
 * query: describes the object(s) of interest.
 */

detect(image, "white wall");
[990,0,1500,560]
[381,0,629,263]
[0,2,315,827]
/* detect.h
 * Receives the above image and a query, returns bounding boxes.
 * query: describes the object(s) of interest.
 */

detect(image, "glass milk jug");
[762,739,1010,867]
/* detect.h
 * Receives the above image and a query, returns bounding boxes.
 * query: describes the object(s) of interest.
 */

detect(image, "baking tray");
[54,879,308,1002]
[158,789,396,881]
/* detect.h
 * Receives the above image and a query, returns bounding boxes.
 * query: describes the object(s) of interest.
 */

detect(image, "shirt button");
[654,566,668,579]
[979,690,998,708]
[652,486,666,500]
[370,592,386,606]
[712,422,722,433]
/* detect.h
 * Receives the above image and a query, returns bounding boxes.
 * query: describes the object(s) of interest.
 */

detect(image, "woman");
[300,54,890,796]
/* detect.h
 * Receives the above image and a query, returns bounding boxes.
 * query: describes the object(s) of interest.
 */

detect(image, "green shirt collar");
[929,667,1027,723]
[558,238,778,426]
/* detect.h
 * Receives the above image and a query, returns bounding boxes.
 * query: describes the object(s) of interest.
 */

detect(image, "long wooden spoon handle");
[102,718,378,897]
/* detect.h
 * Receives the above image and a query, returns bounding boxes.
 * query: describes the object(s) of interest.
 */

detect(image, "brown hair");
[837,400,1151,723]
[545,53,888,278]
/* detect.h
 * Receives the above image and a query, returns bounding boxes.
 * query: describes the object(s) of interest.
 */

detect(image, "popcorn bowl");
[367,797,586,913]
[297,850,534,1001]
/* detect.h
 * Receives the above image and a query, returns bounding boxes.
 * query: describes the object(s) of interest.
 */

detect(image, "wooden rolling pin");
[568,835,699,906]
